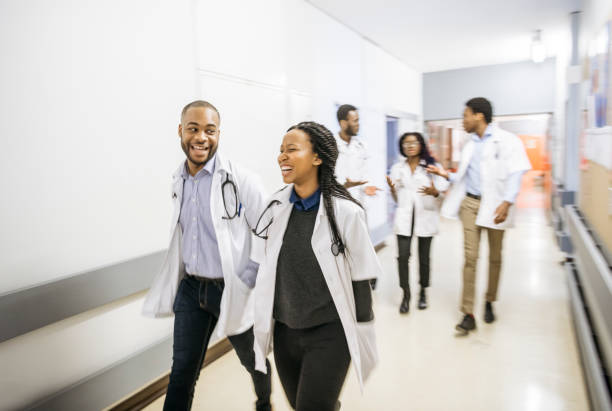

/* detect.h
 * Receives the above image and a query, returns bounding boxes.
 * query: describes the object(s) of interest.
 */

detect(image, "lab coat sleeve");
[505,134,532,175]
[343,206,384,281]
[502,170,525,204]
[239,171,268,267]
[335,153,348,185]
[237,259,259,289]
[432,162,450,193]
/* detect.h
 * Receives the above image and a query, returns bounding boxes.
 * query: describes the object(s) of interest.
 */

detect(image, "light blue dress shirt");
[179,157,223,279]
[179,157,259,287]
[451,125,524,204]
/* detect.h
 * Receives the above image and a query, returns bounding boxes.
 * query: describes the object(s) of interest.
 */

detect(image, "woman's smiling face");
[278,128,321,185]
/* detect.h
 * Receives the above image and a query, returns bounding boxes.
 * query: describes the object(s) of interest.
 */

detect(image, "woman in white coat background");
[252,121,382,411]
[386,132,449,314]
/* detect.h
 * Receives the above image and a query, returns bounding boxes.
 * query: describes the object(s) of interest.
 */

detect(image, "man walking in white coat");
[142,100,272,410]
[335,104,381,288]
[427,97,530,335]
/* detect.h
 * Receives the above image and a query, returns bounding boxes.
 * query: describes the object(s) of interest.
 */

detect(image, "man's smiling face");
[178,106,220,174]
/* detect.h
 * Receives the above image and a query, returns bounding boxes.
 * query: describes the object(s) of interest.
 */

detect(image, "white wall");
[0,0,422,408]
[0,0,198,294]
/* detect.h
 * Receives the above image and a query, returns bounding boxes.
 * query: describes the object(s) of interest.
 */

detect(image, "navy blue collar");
[290,187,321,211]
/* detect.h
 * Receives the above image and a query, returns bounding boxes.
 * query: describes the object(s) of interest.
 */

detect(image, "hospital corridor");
[1,0,611,410]
[143,198,589,411]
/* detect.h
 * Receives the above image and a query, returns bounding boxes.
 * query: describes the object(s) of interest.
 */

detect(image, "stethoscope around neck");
[219,173,281,241]
[219,179,344,256]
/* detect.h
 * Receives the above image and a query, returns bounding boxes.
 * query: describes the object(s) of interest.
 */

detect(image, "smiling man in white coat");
[427,97,531,335]
[142,100,272,410]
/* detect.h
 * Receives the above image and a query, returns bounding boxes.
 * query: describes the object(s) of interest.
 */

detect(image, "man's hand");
[345,178,368,189]
[494,201,512,224]
[418,181,439,197]
[364,185,382,196]
[425,164,449,180]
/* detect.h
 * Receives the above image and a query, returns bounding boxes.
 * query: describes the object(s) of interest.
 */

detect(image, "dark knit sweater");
[273,207,339,328]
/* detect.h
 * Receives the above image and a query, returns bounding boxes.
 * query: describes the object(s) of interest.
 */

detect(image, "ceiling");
[307,0,580,73]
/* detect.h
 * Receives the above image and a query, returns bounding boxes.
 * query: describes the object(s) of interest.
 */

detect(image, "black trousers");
[164,276,272,411]
[273,320,350,411]
[397,234,433,296]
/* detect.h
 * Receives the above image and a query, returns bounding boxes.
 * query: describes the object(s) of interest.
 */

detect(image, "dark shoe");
[417,288,427,310]
[455,314,476,335]
[399,292,410,314]
[370,278,377,290]
[256,401,272,411]
[484,301,495,323]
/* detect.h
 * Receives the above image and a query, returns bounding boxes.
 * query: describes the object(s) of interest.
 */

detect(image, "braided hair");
[287,121,362,256]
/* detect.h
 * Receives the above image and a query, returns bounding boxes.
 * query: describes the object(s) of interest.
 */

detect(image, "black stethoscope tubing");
[220,178,342,256]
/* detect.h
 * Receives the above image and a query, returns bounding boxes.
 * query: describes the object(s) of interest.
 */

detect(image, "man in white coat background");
[142,100,272,410]
[334,104,382,288]
[427,97,531,335]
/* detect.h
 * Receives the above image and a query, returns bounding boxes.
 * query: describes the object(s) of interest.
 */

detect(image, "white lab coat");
[441,124,531,230]
[389,161,450,237]
[142,154,266,339]
[251,185,382,390]
[335,135,369,204]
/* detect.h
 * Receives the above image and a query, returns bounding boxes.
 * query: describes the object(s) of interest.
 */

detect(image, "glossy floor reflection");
[146,207,589,411]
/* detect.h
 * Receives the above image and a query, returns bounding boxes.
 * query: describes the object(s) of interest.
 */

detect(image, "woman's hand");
[386,176,398,202]
[385,176,396,192]
[418,181,439,197]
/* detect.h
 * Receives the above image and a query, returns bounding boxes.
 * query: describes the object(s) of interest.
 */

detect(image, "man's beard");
[182,142,217,167]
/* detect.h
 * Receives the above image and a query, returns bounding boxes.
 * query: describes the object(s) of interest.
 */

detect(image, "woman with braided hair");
[251,121,382,410]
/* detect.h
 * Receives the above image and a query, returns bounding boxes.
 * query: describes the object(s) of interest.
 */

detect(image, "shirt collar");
[336,134,349,147]
[471,125,493,142]
[181,154,217,180]
[336,133,361,148]
[290,187,321,211]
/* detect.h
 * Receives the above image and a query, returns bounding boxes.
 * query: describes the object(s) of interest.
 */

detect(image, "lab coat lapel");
[265,186,293,259]
[311,194,331,259]
[456,139,475,180]
[170,164,185,230]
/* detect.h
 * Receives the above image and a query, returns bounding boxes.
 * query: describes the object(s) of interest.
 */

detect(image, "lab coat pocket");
[142,226,183,317]
[421,195,437,211]
[233,272,253,295]
[355,321,378,382]
[223,277,254,336]
[394,206,412,229]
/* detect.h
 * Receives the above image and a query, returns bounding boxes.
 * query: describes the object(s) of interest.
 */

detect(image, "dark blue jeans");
[163,275,272,411]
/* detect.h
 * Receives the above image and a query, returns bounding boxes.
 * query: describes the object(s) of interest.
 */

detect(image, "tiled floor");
[146,207,589,411]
